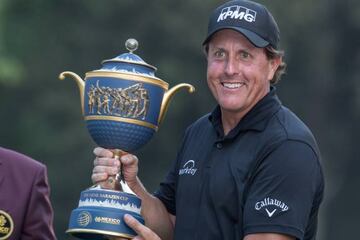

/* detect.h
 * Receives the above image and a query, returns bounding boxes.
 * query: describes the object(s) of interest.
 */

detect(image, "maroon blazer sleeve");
[0,147,56,240]
[21,164,56,240]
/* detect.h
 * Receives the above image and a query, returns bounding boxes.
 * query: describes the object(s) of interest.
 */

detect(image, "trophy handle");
[59,71,85,114]
[158,83,195,125]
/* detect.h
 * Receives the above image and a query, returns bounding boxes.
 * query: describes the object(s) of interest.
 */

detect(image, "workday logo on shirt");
[179,160,198,176]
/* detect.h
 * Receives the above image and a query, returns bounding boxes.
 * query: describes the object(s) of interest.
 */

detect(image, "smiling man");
[91,0,324,239]
[205,29,281,135]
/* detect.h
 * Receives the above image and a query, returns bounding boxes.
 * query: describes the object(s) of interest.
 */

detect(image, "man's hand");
[91,147,140,190]
[92,147,119,187]
[124,214,161,240]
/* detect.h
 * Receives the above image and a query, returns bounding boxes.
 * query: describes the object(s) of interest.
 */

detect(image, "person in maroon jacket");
[0,147,56,240]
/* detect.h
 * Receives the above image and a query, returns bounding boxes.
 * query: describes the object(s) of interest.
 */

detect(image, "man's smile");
[221,82,246,89]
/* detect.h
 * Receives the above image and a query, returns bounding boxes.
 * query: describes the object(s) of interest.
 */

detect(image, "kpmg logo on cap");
[217,5,257,23]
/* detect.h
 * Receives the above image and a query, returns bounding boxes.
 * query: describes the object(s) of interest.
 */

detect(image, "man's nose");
[225,56,239,75]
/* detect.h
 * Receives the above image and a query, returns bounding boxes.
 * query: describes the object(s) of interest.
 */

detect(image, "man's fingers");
[94,157,120,167]
[124,214,142,232]
[120,154,138,166]
[93,147,114,158]
[91,172,108,184]
[132,236,145,240]
[93,165,119,175]
[124,214,160,240]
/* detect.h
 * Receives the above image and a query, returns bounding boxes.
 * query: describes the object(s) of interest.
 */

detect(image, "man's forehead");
[208,29,258,49]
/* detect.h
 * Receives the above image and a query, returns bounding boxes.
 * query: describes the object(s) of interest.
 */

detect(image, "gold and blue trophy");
[59,39,194,239]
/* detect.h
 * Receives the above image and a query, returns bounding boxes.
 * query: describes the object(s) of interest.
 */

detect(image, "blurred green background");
[0,0,359,239]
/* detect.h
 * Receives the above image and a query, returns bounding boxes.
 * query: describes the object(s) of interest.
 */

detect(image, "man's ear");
[203,44,209,58]
[267,56,282,81]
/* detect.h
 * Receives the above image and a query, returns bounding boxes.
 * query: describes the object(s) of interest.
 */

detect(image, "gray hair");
[265,46,286,84]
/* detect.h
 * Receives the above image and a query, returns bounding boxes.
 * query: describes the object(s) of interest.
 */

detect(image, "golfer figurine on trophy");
[59,38,195,239]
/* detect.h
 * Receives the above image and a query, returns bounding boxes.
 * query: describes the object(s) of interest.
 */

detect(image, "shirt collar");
[208,86,281,140]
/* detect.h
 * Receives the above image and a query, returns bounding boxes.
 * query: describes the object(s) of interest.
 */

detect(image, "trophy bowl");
[59,38,195,239]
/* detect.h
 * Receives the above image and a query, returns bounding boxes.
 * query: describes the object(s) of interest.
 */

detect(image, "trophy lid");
[99,38,158,77]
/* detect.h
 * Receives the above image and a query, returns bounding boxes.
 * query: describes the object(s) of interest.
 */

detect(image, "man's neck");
[221,109,248,136]
[220,92,269,135]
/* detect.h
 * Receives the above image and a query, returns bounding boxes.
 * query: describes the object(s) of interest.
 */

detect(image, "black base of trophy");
[67,187,144,239]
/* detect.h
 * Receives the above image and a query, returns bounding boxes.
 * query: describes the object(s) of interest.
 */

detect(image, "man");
[92,0,324,239]
[0,147,56,239]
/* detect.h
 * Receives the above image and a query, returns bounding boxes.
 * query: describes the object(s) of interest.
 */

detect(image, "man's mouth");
[221,82,245,89]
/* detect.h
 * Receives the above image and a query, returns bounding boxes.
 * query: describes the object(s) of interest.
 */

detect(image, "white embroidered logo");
[255,197,289,218]
[265,208,277,217]
[217,5,257,23]
[179,160,198,176]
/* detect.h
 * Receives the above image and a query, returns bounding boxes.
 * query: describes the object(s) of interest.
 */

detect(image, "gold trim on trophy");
[86,71,169,90]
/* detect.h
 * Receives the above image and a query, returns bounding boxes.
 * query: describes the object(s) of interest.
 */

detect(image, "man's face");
[206,29,280,119]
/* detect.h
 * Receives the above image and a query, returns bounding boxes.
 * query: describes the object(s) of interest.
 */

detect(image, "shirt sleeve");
[153,129,190,216]
[153,156,179,215]
[153,115,212,217]
[243,140,324,239]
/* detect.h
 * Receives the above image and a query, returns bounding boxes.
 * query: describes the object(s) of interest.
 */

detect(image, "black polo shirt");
[154,88,324,240]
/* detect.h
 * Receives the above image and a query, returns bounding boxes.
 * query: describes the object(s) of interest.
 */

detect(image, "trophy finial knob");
[125,38,138,53]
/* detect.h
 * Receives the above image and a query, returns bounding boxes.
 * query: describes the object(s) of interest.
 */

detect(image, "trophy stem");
[114,149,126,184]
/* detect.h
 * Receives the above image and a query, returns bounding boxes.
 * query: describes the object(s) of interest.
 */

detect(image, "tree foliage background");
[0,0,359,239]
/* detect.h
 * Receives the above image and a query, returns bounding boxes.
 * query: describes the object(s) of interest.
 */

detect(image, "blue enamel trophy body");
[59,39,194,239]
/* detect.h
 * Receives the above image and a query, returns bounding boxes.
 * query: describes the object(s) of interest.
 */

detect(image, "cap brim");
[203,27,269,48]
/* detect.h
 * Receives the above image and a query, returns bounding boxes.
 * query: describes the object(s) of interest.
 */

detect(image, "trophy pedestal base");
[67,188,144,239]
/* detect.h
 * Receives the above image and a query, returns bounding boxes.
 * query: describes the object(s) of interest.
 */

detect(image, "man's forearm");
[131,178,174,240]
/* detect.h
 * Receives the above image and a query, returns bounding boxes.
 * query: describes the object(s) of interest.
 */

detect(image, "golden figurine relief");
[88,81,149,120]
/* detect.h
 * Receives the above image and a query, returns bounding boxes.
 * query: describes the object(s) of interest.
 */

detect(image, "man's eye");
[240,51,250,59]
[214,50,226,58]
